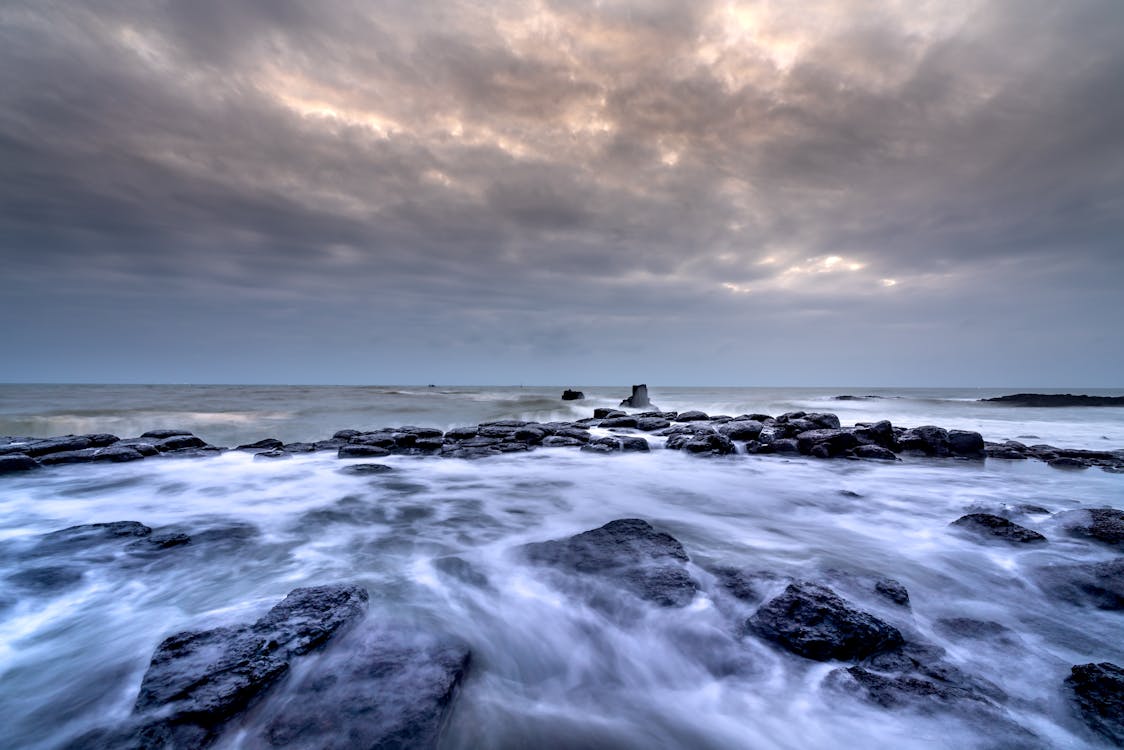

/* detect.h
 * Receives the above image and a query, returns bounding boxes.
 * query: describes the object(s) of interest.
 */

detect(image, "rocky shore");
[3,407,1122,474]
[11,513,1121,748]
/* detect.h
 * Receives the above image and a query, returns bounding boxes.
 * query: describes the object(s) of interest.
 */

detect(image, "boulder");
[947,430,985,457]
[853,445,898,461]
[253,627,470,749]
[898,426,950,456]
[24,435,97,457]
[825,666,989,709]
[600,416,639,429]
[541,436,585,448]
[339,445,391,459]
[950,514,1047,544]
[155,435,209,452]
[746,582,904,661]
[0,454,40,474]
[1035,558,1124,610]
[619,436,650,453]
[253,450,291,460]
[635,417,671,431]
[1055,508,1124,549]
[237,439,284,451]
[141,429,194,439]
[339,463,394,476]
[522,519,698,607]
[619,384,651,409]
[1065,662,1124,745]
[853,420,895,449]
[796,429,860,457]
[593,408,624,419]
[804,413,842,430]
[665,433,736,456]
[561,389,585,401]
[718,421,764,441]
[675,411,710,422]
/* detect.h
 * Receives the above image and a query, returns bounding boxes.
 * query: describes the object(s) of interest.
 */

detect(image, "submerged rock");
[251,627,470,749]
[1035,558,1124,610]
[950,514,1047,544]
[1065,662,1124,745]
[561,389,585,401]
[339,463,394,476]
[982,393,1124,407]
[747,582,904,661]
[0,454,40,474]
[1055,508,1124,549]
[523,518,698,607]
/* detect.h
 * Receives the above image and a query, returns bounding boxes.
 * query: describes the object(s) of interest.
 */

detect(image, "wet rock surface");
[522,519,698,607]
[1055,508,1124,549]
[950,514,1047,544]
[747,582,904,661]
[1035,558,1124,610]
[1065,662,1124,745]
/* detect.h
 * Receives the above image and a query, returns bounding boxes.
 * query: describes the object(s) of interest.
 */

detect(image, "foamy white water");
[1,385,1122,748]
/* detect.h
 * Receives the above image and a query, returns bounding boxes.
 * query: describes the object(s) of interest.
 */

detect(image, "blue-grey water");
[1,385,1122,749]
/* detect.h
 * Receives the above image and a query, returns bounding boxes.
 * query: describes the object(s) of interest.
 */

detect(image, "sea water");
[0,385,1121,748]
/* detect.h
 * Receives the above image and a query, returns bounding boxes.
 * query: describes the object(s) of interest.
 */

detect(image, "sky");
[1,0,1122,386]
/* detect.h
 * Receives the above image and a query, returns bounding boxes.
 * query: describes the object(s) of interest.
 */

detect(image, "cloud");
[1,0,1121,384]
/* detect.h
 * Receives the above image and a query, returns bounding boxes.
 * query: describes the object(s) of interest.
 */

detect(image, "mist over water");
[1,385,1122,748]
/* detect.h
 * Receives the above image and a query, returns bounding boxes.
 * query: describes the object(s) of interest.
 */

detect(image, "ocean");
[1,384,1122,749]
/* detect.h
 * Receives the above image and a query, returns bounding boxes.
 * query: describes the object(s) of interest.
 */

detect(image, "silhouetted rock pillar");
[620,384,651,409]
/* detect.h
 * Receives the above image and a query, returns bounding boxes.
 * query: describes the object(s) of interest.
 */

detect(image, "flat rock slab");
[523,518,698,607]
[950,514,1047,544]
[747,582,904,661]
[131,584,369,746]
[1065,662,1124,745]
[249,627,470,749]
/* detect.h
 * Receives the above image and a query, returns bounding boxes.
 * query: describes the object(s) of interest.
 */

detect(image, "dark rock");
[777,411,807,422]
[542,436,584,447]
[141,429,194,439]
[443,426,479,440]
[853,420,895,449]
[804,413,842,430]
[39,444,147,465]
[24,435,94,457]
[711,567,787,603]
[666,432,736,456]
[1036,558,1124,610]
[1065,662,1124,745]
[593,408,625,419]
[253,450,291,460]
[433,557,491,589]
[1055,508,1124,549]
[580,438,620,454]
[332,429,361,440]
[137,533,192,550]
[523,519,698,607]
[281,442,316,453]
[253,627,470,750]
[600,416,639,429]
[237,439,284,451]
[826,666,989,709]
[339,445,391,459]
[619,436,650,453]
[771,439,800,454]
[619,384,651,409]
[898,426,950,456]
[132,585,369,745]
[561,389,585,400]
[0,454,40,474]
[339,463,394,475]
[950,514,1047,544]
[810,444,832,459]
[6,565,86,592]
[675,411,710,422]
[948,430,986,457]
[934,618,1016,643]
[155,435,208,452]
[747,582,904,661]
[35,521,153,554]
[796,429,860,457]
[635,417,670,431]
[853,445,898,461]
[982,393,1124,407]
[352,433,396,448]
[718,420,764,440]
[1049,457,1090,469]
[413,437,445,452]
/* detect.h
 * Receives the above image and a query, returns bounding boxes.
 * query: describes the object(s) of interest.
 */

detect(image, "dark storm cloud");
[1,0,1122,384]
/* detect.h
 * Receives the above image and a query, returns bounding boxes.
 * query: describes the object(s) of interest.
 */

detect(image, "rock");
[1049,457,1089,469]
[746,582,904,661]
[804,413,842,430]
[23,435,96,457]
[443,426,479,440]
[542,436,584,447]
[155,435,209,452]
[6,564,86,592]
[1035,558,1124,610]
[561,389,585,401]
[898,426,950,456]
[0,454,40,474]
[339,463,394,475]
[874,578,911,607]
[523,519,698,607]
[135,533,192,550]
[252,627,470,750]
[718,421,764,441]
[619,384,651,409]
[600,416,639,429]
[332,429,361,440]
[853,445,898,461]
[237,439,284,451]
[950,514,1047,544]
[141,429,194,439]
[35,521,153,555]
[710,567,787,603]
[1055,508,1124,549]
[796,429,860,457]
[675,411,710,422]
[253,450,291,460]
[619,436,650,452]
[934,618,1016,644]
[776,411,807,422]
[281,442,317,453]
[948,430,985,457]
[825,666,991,710]
[771,439,800,454]
[38,444,148,466]
[131,585,369,746]
[1065,662,1124,745]
[635,417,670,431]
[339,445,391,459]
[579,442,617,455]
[665,432,736,456]
[593,408,625,419]
[853,420,895,449]
[981,393,1124,407]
